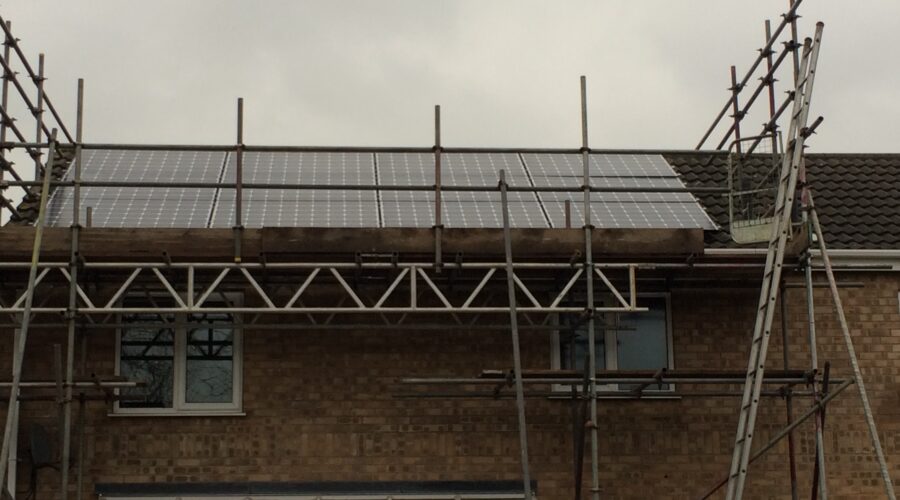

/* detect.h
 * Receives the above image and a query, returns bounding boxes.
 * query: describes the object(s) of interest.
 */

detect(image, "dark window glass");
[119,312,175,408]
[615,297,669,390]
[559,321,606,372]
[559,297,670,391]
[185,312,235,404]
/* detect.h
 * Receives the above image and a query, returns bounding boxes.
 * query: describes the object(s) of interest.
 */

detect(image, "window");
[115,295,242,414]
[552,294,673,393]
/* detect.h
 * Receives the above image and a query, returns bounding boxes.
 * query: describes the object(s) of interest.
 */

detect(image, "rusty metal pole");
[695,0,805,149]
[779,285,799,500]
[729,66,743,156]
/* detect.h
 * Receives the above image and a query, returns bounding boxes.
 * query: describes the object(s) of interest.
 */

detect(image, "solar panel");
[377,152,548,228]
[209,152,379,228]
[43,149,716,231]
[46,149,224,228]
[521,153,717,229]
[543,200,716,229]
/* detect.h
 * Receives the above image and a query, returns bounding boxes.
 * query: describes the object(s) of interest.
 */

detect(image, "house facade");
[0,151,898,500]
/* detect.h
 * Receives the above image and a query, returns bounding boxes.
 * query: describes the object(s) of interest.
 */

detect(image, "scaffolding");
[0,2,895,500]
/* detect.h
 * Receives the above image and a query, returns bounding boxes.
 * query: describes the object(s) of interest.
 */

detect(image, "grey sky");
[1,0,898,152]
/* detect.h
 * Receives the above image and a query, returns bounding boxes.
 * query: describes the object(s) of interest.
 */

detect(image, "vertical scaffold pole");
[0,128,58,495]
[433,105,443,270]
[499,169,532,500]
[800,156,827,500]
[778,284,799,500]
[807,195,897,500]
[60,78,84,500]
[579,75,600,500]
[234,98,243,262]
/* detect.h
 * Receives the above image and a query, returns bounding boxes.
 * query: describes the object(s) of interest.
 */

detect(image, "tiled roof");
[7,146,74,225]
[665,152,900,249]
[8,148,899,250]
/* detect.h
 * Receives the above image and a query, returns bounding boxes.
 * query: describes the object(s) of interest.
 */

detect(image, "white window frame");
[113,293,243,416]
[550,292,674,394]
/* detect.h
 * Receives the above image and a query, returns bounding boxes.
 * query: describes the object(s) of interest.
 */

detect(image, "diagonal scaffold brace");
[499,168,534,499]
[0,128,58,496]
[806,193,896,500]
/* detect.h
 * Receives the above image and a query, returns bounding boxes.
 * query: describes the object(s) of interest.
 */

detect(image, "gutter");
[704,248,900,271]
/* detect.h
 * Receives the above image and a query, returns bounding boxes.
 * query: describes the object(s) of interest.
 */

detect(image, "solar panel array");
[45,150,716,230]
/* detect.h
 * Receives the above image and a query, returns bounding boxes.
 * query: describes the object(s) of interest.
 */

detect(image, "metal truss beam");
[0,261,644,316]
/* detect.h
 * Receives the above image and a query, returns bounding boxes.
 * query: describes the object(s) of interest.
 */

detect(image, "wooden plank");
[0,226,705,260]
[259,227,705,257]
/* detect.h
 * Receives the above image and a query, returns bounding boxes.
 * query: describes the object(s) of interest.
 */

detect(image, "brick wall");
[1,270,898,499]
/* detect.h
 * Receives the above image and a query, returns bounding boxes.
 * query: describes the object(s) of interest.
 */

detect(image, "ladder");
[724,24,824,500]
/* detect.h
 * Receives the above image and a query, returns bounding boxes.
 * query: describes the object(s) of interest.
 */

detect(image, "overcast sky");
[0,0,898,153]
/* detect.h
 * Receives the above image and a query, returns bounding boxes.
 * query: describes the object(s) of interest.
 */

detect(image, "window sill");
[108,410,246,418]
[548,394,682,401]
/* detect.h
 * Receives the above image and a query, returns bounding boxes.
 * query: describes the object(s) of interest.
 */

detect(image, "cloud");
[0,0,897,152]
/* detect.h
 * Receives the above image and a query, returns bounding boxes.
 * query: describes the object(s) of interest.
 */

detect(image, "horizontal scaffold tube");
[1,179,729,194]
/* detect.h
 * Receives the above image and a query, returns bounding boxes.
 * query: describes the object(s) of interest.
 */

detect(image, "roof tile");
[665,152,900,250]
